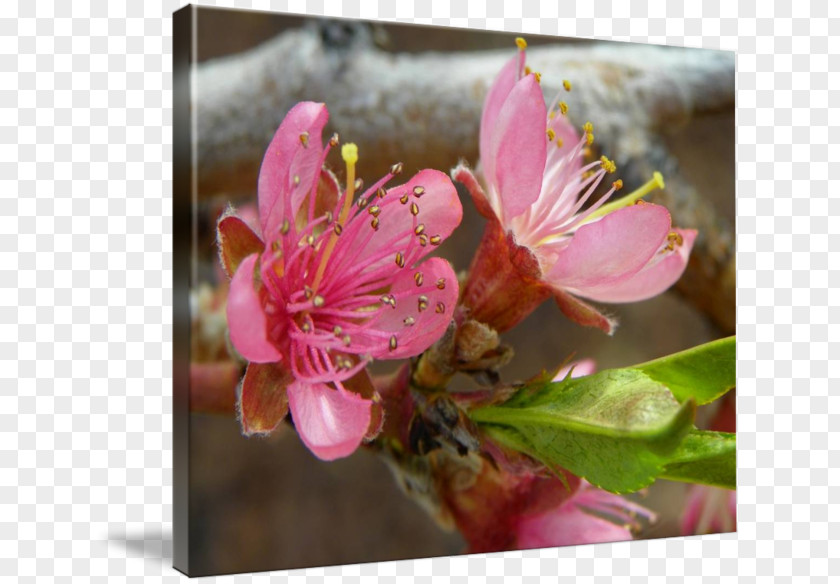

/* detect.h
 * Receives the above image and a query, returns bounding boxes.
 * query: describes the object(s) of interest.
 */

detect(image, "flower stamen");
[584,172,665,222]
[310,143,359,293]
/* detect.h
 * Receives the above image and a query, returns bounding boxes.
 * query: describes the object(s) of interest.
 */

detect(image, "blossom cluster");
[214,37,704,550]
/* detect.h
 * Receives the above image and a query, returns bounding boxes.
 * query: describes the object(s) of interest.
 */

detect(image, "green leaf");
[632,336,735,405]
[660,430,736,489]
[470,369,696,493]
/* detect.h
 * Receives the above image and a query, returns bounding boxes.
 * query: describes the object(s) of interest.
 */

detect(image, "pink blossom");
[681,485,736,535]
[454,40,696,334]
[515,480,655,549]
[218,102,462,460]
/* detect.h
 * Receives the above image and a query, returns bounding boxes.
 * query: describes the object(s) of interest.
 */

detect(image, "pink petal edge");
[257,102,329,238]
[226,253,283,363]
[546,204,672,293]
[516,505,634,549]
[489,74,548,223]
[552,358,597,381]
[364,257,460,359]
[479,54,522,186]
[287,380,372,461]
[575,228,697,303]
[333,169,462,279]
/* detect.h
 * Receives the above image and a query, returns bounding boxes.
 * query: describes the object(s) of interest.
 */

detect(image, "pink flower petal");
[226,253,283,362]
[681,485,737,535]
[516,505,633,549]
[287,379,372,461]
[479,54,522,185]
[257,102,329,238]
[490,74,548,222]
[326,169,462,284]
[545,204,672,292]
[552,358,597,381]
[238,361,292,436]
[352,257,459,359]
[516,483,652,549]
[576,228,697,303]
[553,289,617,335]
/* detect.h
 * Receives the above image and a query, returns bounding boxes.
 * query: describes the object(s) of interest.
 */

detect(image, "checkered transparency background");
[0,0,835,581]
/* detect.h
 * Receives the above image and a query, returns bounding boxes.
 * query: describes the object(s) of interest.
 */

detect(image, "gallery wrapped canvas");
[173,5,735,576]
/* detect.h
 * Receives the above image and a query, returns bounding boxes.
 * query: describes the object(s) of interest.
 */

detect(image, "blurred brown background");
[186,7,734,576]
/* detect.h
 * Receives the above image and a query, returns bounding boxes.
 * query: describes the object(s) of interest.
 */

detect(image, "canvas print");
[173,6,735,576]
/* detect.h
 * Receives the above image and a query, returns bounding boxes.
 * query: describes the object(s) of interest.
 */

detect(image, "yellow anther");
[556,138,564,148]
[341,143,358,165]
[414,272,424,287]
[299,131,310,147]
[429,235,441,246]
[312,295,325,308]
[585,132,594,145]
[390,162,403,175]
[389,335,398,351]
[333,325,342,335]
[435,302,446,314]
[548,110,555,119]
[563,79,572,92]
[546,128,556,141]
[599,155,616,173]
[436,278,446,290]
[293,174,300,185]
[395,252,405,268]
[403,317,415,327]
[583,121,593,133]
[559,102,569,115]
[370,217,380,231]
[612,179,624,191]
[515,37,527,50]
[524,65,532,75]
[534,72,542,84]
[329,133,339,147]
